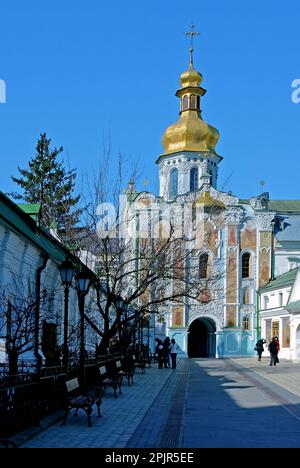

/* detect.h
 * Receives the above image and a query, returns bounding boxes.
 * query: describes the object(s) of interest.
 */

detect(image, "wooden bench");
[132,354,146,374]
[115,360,134,386]
[61,378,103,427]
[98,366,120,398]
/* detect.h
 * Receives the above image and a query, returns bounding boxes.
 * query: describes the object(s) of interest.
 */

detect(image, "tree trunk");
[8,348,19,376]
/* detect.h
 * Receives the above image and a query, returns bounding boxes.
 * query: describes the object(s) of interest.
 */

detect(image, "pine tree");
[11,133,80,236]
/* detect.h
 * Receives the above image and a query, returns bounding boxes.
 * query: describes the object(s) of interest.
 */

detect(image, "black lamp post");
[75,271,91,384]
[115,296,124,353]
[58,259,75,370]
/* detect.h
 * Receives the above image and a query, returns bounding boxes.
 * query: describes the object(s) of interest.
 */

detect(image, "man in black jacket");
[268,337,278,366]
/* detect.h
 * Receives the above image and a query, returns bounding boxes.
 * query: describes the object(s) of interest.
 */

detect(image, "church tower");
[157,27,222,201]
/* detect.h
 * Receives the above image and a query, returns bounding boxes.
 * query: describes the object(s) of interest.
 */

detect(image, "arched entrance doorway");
[188,317,216,358]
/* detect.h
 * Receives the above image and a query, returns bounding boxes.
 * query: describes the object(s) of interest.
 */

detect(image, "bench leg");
[85,407,93,427]
[61,408,70,426]
[96,401,102,417]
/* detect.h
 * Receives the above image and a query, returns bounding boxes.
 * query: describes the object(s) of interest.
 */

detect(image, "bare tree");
[0,279,37,375]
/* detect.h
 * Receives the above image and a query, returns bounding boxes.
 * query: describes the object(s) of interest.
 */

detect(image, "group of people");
[155,337,178,369]
[255,336,280,366]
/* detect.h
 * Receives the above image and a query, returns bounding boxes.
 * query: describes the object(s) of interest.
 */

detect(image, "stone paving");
[21,357,300,448]
[182,358,300,448]
[22,363,173,448]
[231,356,300,400]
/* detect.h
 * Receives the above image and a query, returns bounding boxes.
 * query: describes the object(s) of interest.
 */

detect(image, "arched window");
[190,167,198,192]
[190,94,196,109]
[169,168,178,198]
[199,253,209,279]
[182,95,188,110]
[197,96,200,110]
[242,252,251,278]
[243,315,250,330]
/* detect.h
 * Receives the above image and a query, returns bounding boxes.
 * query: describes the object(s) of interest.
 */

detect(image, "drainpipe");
[271,220,276,280]
[256,291,261,341]
[35,255,49,372]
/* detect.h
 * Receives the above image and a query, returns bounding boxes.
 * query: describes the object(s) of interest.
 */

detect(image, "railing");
[0,347,149,437]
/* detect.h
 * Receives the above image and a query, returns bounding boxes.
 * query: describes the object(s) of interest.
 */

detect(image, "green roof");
[18,203,41,221]
[269,200,300,212]
[0,191,92,274]
[258,268,298,293]
[286,300,300,313]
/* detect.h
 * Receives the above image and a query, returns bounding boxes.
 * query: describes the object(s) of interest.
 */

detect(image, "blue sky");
[0,0,299,200]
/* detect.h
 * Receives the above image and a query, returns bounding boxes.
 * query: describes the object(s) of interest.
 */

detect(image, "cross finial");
[185,23,200,66]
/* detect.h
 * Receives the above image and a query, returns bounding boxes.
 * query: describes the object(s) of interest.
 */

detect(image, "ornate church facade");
[124,46,300,358]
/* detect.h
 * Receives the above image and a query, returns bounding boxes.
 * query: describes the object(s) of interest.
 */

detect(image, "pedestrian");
[170,338,178,369]
[255,338,266,362]
[268,336,278,366]
[155,338,164,369]
[275,336,280,364]
[163,337,171,368]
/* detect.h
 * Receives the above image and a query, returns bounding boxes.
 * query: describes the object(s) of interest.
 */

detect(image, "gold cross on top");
[185,24,200,51]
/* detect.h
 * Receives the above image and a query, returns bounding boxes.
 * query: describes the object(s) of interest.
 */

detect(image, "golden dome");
[180,64,203,88]
[162,62,219,155]
[195,191,225,208]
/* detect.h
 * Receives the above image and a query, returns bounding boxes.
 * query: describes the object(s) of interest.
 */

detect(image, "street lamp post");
[115,296,124,355]
[75,271,91,384]
[58,259,75,371]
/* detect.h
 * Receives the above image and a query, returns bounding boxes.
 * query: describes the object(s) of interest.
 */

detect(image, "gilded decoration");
[259,248,271,287]
[227,250,238,303]
[240,220,257,251]
[172,307,184,327]
[226,306,236,327]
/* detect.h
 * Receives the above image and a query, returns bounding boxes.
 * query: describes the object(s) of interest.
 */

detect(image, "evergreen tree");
[11,133,80,236]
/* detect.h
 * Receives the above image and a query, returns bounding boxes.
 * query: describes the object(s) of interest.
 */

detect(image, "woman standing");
[170,338,178,369]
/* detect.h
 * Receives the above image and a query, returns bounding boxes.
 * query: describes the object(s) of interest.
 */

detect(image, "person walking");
[163,337,171,368]
[275,336,280,364]
[155,338,164,369]
[170,338,178,369]
[268,336,278,366]
[255,338,266,362]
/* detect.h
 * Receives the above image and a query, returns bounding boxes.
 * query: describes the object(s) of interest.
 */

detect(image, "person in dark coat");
[163,337,171,368]
[255,338,266,362]
[155,338,165,369]
[268,337,278,366]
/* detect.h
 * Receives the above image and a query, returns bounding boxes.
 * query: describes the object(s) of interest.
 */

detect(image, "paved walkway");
[22,363,173,448]
[22,357,300,448]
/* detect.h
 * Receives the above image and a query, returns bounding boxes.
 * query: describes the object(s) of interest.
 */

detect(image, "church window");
[190,167,198,192]
[199,253,209,279]
[182,95,188,110]
[243,315,250,330]
[190,94,196,109]
[242,252,251,278]
[197,96,200,109]
[169,168,178,198]
[263,296,269,310]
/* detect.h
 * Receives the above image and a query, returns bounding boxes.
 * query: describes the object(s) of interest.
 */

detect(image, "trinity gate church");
[123,36,300,358]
